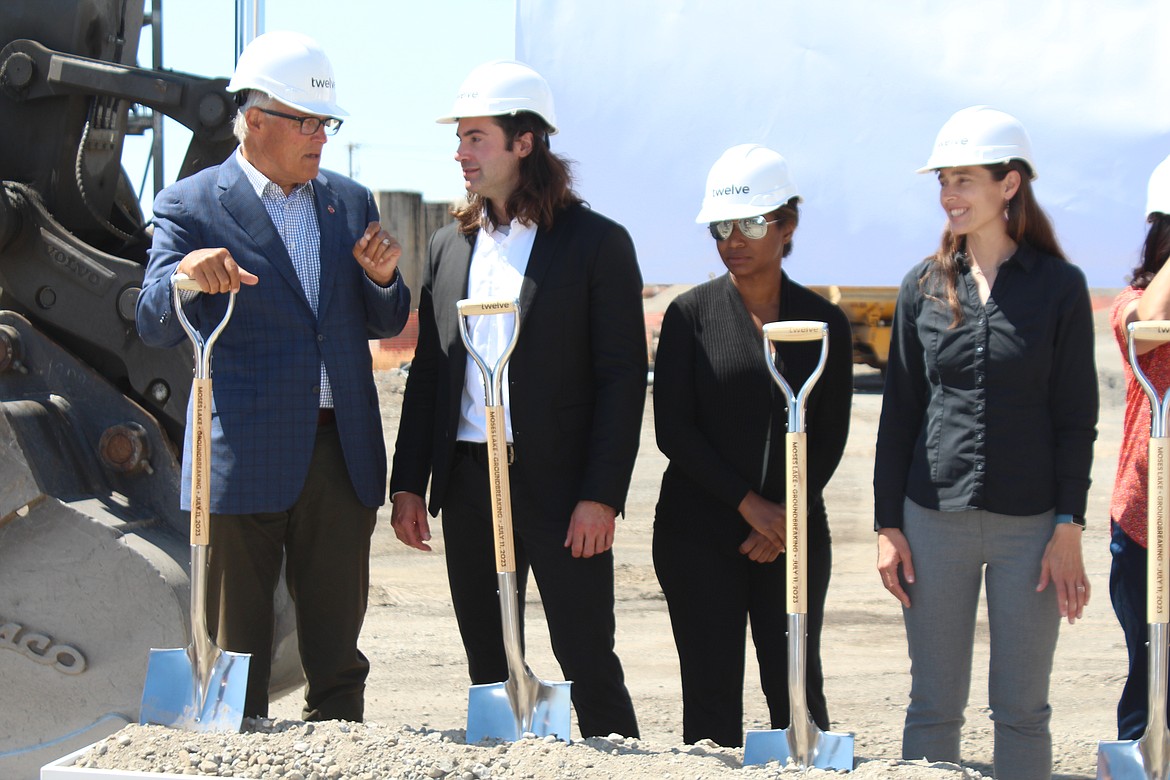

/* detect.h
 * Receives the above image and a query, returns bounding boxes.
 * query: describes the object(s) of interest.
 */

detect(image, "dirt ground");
[265,301,1129,779]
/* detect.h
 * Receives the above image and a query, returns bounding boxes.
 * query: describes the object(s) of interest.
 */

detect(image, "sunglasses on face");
[708,215,780,241]
[257,108,344,136]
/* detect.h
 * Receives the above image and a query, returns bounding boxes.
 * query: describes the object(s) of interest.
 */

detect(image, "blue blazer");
[137,154,410,514]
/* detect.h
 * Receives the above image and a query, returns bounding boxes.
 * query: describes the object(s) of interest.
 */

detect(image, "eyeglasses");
[257,108,343,136]
[708,215,780,241]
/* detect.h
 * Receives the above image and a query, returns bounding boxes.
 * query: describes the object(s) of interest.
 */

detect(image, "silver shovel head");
[743,723,855,770]
[140,647,250,731]
[466,677,572,743]
[1097,738,1170,780]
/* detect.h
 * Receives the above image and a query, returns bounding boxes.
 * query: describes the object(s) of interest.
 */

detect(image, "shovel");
[743,320,854,770]
[139,273,250,731]
[1098,320,1170,780]
[456,297,572,743]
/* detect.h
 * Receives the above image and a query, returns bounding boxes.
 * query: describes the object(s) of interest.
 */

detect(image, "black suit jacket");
[390,203,648,523]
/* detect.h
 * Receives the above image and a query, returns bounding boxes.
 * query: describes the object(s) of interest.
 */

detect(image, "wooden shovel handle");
[786,431,807,615]
[458,299,516,317]
[764,320,827,343]
[1130,321,1170,344]
[1152,437,1170,624]
[486,404,516,574]
[190,377,211,546]
[172,273,203,293]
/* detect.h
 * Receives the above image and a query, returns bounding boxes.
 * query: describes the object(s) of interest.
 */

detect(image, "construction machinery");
[809,285,898,374]
[0,2,299,777]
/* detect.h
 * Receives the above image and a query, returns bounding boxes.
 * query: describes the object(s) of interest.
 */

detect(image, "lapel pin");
[327,205,335,214]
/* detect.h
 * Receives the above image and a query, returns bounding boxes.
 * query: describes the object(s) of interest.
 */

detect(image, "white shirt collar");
[482,215,536,245]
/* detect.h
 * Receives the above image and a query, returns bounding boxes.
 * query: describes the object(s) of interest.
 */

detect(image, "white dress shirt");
[456,217,537,443]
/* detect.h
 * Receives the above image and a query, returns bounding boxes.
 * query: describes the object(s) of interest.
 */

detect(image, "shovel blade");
[743,726,854,770]
[466,679,572,743]
[139,647,251,732]
[1098,737,1170,780]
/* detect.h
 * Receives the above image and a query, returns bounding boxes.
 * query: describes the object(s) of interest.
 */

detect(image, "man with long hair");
[388,61,645,739]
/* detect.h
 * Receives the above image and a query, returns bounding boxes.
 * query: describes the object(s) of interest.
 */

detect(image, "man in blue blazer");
[389,61,647,738]
[136,31,409,721]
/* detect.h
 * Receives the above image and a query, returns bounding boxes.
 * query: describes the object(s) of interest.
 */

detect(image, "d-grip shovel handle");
[172,274,235,547]
[762,321,829,616]
[457,298,521,575]
[1129,321,1170,625]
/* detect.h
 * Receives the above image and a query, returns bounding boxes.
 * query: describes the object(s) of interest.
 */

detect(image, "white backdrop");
[516,0,1170,287]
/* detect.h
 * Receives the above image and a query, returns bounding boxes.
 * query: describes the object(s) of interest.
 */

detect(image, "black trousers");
[441,448,639,738]
[1110,521,1165,740]
[653,520,832,747]
[205,423,377,721]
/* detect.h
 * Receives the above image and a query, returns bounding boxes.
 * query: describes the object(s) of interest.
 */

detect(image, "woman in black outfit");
[652,143,853,747]
[874,106,1094,780]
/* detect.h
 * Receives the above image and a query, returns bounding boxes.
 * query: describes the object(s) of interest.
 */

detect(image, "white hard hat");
[227,31,347,117]
[1147,154,1170,217]
[695,144,801,224]
[436,60,557,133]
[917,106,1036,179]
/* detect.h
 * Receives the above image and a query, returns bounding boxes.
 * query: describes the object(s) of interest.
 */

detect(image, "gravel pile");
[67,721,988,779]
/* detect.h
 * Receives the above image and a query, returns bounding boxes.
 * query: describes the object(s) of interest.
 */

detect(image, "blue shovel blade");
[743,726,854,770]
[1097,739,1154,780]
[466,680,572,743]
[140,647,251,732]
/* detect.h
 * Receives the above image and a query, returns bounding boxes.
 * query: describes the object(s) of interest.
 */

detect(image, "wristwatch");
[1055,513,1086,528]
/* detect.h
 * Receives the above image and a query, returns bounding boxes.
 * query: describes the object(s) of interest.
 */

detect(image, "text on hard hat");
[712,184,750,197]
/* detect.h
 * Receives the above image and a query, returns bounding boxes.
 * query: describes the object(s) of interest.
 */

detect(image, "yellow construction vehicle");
[808,285,898,374]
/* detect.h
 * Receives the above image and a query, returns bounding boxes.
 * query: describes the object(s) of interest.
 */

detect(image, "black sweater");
[653,272,853,551]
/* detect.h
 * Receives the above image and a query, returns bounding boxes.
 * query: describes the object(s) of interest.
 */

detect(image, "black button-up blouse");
[873,243,1098,529]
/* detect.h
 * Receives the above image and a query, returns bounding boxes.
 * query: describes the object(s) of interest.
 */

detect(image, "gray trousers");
[900,498,1060,780]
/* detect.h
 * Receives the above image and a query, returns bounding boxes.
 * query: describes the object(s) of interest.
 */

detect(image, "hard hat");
[694,144,801,224]
[436,60,557,133]
[917,106,1036,179]
[227,31,347,117]
[1147,154,1170,217]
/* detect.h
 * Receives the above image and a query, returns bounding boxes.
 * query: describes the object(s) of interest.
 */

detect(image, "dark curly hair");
[454,112,583,235]
[1129,213,1170,289]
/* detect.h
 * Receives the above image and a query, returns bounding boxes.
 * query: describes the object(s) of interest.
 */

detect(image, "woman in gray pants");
[873,106,1096,780]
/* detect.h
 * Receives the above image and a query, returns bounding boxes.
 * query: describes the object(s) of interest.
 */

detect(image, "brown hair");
[920,160,1067,327]
[771,198,801,258]
[1129,213,1170,289]
[454,113,583,235]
